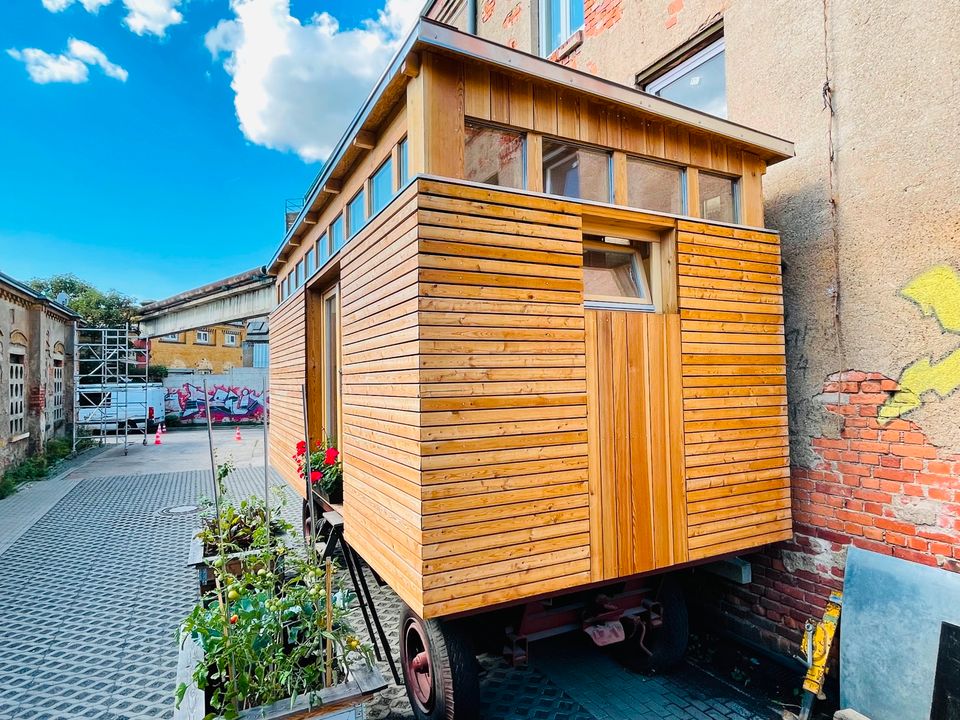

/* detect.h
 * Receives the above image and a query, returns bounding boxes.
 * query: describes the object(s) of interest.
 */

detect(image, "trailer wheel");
[628,577,689,674]
[399,604,479,720]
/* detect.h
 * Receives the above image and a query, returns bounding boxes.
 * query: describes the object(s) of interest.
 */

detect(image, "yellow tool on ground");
[784,590,843,720]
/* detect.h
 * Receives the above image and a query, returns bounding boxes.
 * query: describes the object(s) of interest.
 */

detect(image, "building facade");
[0,272,79,474]
[148,323,246,375]
[427,0,960,656]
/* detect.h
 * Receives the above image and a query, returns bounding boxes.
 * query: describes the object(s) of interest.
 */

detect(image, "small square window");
[348,190,366,237]
[543,139,610,203]
[699,171,739,223]
[161,333,180,342]
[626,157,684,215]
[196,330,211,344]
[225,333,238,347]
[582,238,655,311]
[644,37,727,118]
[465,123,525,189]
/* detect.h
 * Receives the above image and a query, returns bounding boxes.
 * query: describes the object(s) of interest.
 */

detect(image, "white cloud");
[206,0,422,162]
[7,38,128,84]
[39,0,183,37]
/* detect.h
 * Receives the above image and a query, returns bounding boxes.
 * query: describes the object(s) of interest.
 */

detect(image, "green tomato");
[227,589,240,602]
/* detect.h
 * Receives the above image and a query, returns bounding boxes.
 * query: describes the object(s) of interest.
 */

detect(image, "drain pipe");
[467,0,477,34]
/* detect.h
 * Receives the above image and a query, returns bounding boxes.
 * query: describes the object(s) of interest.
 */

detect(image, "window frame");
[542,137,613,203]
[582,238,657,312]
[160,332,181,342]
[321,284,341,443]
[698,169,741,223]
[644,36,727,117]
[224,332,238,347]
[347,189,367,238]
[52,358,64,423]
[464,120,527,190]
[540,0,584,57]
[330,214,345,253]
[625,154,687,215]
[196,330,211,344]
[9,351,25,437]
[370,157,395,216]
[397,137,409,187]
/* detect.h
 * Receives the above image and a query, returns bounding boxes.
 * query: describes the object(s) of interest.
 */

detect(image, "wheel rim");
[403,618,434,712]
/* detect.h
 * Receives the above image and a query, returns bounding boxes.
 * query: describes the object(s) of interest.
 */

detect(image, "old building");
[423,0,960,656]
[0,271,79,474]
[149,323,247,375]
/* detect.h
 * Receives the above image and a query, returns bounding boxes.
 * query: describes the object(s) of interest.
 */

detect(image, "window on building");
[371,157,394,216]
[398,137,409,187]
[582,237,655,311]
[699,171,739,223]
[316,232,329,268]
[542,139,610,203]
[224,332,238,347]
[196,330,211,344]
[296,259,304,287]
[322,286,340,442]
[161,333,180,342]
[53,359,64,423]
[347,190,367,238]
[626,157,685,214]
[465,122,525,189]
[330,214,345,253]
[305,247,315,277]
[540,0,584,56]
[252,343,269,369]
[644,37,727,118]
[9,352,25,436]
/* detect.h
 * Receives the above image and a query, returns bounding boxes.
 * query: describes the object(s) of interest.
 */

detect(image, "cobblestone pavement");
[0,430,779,720]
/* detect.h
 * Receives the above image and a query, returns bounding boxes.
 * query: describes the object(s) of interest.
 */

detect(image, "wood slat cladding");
[585,310,687,581]
[269,287,308,494]
[676,220,792,559]
[415,179,591,618]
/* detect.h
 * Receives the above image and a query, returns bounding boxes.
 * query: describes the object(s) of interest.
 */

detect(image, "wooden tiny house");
[268,20,793,624]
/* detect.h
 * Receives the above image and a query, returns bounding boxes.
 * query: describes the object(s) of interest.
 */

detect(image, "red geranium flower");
[324,447,339,465]
[295,440,307,456]
[310,470,322,483]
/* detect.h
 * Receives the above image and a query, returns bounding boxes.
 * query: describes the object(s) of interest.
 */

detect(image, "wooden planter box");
[175,634,386,720]
[188,536,284,598]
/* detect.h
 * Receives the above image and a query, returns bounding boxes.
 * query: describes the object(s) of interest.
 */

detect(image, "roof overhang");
[269,17,795,273]
[0,271,81,321]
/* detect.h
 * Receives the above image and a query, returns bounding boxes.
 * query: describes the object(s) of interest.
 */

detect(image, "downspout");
[467,0,477,34]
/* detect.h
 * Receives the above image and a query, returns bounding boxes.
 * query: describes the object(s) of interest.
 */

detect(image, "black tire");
[628,576,689,674]
[399,604,479,720]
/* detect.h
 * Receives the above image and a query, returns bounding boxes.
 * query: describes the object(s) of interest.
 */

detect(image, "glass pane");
[654,47,727,118]
[330,215,344,251]
[464,123,525,189]
[316,232,328,267]
[305,248,314,276]
[626,158,683,214]
[582,242,653,305]
[296,260,304,286]
[323,293,339,441]
[398,138,409,186]
[348,190,366,237]
[699,172,738,223]
[542,139,610,202]
[371,158,394,215]
[569,0,583,31]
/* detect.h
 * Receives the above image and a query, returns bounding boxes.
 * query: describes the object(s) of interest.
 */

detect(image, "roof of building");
[139,267,271,315]
[0,270,82,321]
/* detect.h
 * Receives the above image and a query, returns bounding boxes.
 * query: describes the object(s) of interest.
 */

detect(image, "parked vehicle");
[77,382,165,433]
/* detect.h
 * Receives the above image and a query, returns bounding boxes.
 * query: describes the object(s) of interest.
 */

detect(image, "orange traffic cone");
[154,429,162,445]
[234,426,242,441]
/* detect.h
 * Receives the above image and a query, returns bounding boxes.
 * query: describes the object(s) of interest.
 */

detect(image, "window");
[582,238,655,310]
[626,157,685,214]
[397,137,409,187]
[196,330,211,344]
[305,247,315,277]
[371,158,394,215]
[645,37,726,118]
[330,214,345,252]
[161,333,180,342]
[316,232,329,268]
[465,123,525,189]
[542,139,610,202]
[9,352,24,436]
[53,359,64,423]
[224,332,238,347]
[347,190,367,238]
[296,259,304,287]
[541,0,584,56]
[322,286,340,442]
[699,171,739,223]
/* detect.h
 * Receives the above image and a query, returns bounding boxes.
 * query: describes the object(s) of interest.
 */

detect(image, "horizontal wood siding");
[677,220,792,558]
[269,288,307,494]
[415,179,590,618]
[341,187,425,615]
[585,310,687,581]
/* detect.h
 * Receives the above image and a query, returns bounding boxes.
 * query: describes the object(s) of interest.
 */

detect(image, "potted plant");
[176,539,385,718]
[294,440,342,505]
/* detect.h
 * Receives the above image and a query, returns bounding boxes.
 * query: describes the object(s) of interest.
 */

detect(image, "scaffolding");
[73,325,152,455]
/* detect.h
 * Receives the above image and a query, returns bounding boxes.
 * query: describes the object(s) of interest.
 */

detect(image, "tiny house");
[268,18,792,719]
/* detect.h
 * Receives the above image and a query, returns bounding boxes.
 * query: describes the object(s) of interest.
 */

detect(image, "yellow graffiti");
[879,264,960,423]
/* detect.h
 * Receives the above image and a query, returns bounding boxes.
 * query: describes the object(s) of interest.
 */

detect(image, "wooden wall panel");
[585,310,687,581]
[677,220,792,558]
[414,179,591,618]
[268,287,307,495]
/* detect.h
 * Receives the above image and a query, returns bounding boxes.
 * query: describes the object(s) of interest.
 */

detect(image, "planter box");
[187,536,282,598]
[175,634,386,720]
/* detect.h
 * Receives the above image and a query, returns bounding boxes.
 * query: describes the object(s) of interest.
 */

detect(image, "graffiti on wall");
[880,265,960,423]
[165,383,267,424]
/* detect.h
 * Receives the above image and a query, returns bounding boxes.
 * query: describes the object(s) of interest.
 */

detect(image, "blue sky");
[0,0,419,302]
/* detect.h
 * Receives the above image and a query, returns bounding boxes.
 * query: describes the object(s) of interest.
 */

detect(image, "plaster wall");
[149,324,245,374]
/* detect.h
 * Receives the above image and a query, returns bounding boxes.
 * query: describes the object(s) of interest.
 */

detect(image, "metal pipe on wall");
[467,0,477,34]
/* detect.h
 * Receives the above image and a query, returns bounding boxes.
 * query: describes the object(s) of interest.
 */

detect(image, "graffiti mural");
[880,265,960,423]
[165,382,267,424]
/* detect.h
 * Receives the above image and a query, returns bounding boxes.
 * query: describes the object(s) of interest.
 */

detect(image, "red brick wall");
[695,371,960,656]
[584,0,624,37]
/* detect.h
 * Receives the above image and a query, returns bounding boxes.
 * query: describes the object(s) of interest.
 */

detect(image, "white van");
[76,382,166,433]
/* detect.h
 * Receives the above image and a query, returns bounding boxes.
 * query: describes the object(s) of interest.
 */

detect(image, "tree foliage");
[29,274,138,328]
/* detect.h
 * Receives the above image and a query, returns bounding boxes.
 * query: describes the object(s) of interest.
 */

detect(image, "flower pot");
[175,634,386,720]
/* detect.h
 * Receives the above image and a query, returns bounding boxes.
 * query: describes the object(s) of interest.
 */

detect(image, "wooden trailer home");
[268,18,793,718]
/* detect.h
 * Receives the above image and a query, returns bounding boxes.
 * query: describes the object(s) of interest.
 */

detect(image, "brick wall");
[694,371,960,656]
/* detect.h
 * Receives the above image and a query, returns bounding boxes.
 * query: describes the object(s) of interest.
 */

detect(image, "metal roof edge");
[0,270,82,320]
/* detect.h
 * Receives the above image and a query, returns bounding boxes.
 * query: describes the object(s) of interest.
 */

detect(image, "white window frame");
[161,333,180,342]
[196,330,211,344]
[224,332,238,347]
[52,359,64,423]
[645,37,726,115]
[582,239,657,312]
[9,352,25,437]
[540,0,584,57]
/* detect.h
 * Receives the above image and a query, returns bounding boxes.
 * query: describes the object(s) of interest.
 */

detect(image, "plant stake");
[325,557,334,688]
[301,384,319,563]
[263,375,271,551]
